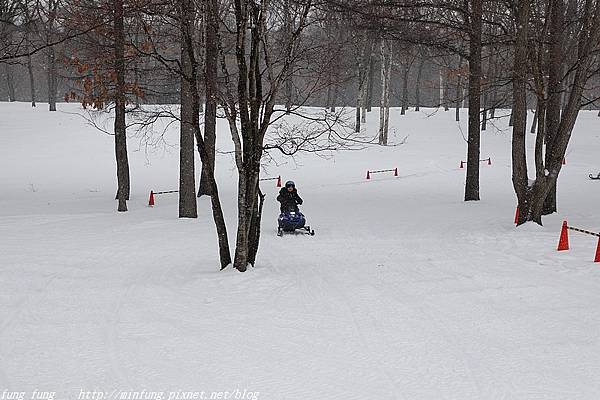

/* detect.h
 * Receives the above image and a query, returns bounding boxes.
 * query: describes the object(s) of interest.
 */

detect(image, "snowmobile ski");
[277,226,315,236]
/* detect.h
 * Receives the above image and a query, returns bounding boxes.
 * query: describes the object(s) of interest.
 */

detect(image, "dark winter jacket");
[277,187,303,213]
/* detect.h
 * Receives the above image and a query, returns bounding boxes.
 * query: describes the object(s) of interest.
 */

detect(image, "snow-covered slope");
[1,103,599,399]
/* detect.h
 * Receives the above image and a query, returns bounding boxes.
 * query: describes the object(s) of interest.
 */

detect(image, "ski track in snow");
[1,103,600,398]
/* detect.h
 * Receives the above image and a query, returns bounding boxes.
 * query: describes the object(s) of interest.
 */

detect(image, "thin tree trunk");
[543,0,565,215]
[198,0,218,197]
[355,42,366,132]
[512,0,531,224]
[383,42,392,141]
[361,40,373,122]
[401,63,409,115]
[5,64,15,102]
[379,39,390,145]
[455,55,464,121]
[415,57,425,112]
[530,108,538,133]
[47,47,57,111]
[284,0,293,114]
[481,55,492,131]
[443,68,449,111]
[179,0,198,218]
[114,0,130,212]
[465,0,482,202]
[247,186,265,267]
[366,45,375,112]
[26,32,36,107]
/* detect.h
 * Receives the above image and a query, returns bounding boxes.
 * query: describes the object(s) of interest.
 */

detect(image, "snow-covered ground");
[1,103,600,399]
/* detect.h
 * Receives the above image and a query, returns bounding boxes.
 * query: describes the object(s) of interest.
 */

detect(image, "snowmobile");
[590,173,600,180]
[277,205,315,236]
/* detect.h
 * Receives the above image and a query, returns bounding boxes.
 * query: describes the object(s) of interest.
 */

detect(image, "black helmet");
[285,180,295,188]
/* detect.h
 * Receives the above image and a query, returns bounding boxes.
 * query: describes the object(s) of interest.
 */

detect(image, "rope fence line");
[148,189,178,207]
[154,190,179,195]
[460,157,491,169]
[557,220,600,262]
[366,168,398,180]
[566,225,600,238]
[259,175,282,187]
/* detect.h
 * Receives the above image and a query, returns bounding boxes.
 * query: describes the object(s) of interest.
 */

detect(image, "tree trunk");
[455,56,463,122]
[464,0,482,202]
[26,33,36,107]
[47,2,58,111]
[5,64,15,102]
[355,42,366,132]
[481,54,493,131]
[233,166,261,272]
[383,42,392,141]
[361,40,373,123]
[47,46,57,111]
[443,68,449,111]
[114,0,130,212]
[198,0,218,197]
[415,57,425,112]
[379,39,391,145]
[366,46,375,112]
[439,67,444,108]
[401,63,409,115]
[512,0,532,224]
[179,0,198,218]
[187,7,231,267]
[284,0,293,114]
[543,0,566,215]
[530,108,538,133]
[247,187,265,267]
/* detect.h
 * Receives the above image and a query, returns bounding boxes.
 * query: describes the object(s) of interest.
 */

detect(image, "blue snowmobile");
[276,181,315,236]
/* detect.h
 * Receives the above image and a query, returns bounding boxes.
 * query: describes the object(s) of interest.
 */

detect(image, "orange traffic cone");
[514,207,519,224]
[366,170,371,180]
[460,161,464,169]
[562,158,566,165]
[394,168,398,177]
[488,157,492,165]
[594,238,600,262]
[148,191,155,207]
[276,176,282,187]
[557,221,569,251]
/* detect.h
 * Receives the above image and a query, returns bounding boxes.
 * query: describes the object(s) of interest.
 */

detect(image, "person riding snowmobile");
[277,180,303,213]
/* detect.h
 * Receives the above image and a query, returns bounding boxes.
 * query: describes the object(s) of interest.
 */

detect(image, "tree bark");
[415,57,425,112]
[543,0,566,215]
[47,1,58,111]
[443,67,449,111]
[401,62,409,115]
[26,32,36,107]
[455,56,463,122]
[198,0,218,197]
[512,0,531,224]
[114,0,130,212]
[530,108,538,133]
[284,0,293,114]
[464,0,482,202]
[47,47,57,111]
[379,39,391,145]
[366,45,375,112]
[247,186,265,267]
[355,41,366,132]
[5,64,15,102]
[179,0,198,218]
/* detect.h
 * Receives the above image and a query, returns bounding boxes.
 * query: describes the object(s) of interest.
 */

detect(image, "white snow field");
[1,102,600,400]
